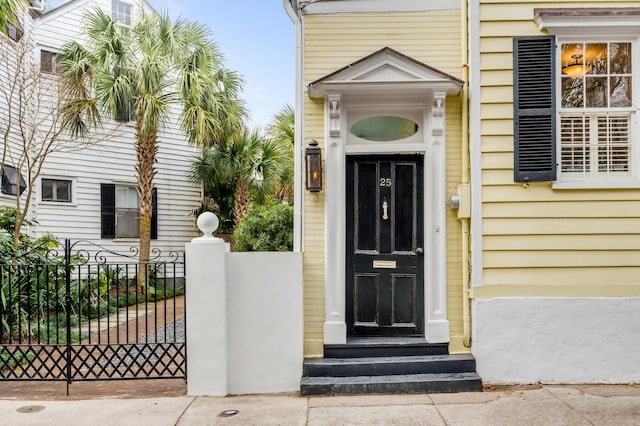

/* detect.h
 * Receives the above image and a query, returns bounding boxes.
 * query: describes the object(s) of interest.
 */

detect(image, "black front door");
[346,155,424,336]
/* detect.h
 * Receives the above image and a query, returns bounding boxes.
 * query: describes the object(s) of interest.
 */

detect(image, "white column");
[185,213,228,396]
[324,93,347,344]
[426,91,450,343]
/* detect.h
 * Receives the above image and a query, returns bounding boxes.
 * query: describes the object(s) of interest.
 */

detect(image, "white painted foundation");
[473,298,640,384]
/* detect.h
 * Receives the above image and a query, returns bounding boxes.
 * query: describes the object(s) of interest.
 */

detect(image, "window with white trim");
[559,42,634,180]
[40,50,58,74]
[115,185,139,238]
[111,0,132,31]
[42,178,71,202]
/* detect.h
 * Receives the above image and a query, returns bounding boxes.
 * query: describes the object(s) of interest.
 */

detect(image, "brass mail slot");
[373,260,397,269]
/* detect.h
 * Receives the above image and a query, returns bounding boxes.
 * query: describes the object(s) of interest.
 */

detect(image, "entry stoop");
[300,338,482,396]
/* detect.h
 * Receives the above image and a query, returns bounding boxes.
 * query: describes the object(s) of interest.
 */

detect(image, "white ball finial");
[193,212,223,243]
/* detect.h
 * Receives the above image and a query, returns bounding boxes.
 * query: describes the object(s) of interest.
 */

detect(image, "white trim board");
[468,0,483,287]
[300,0,459,15]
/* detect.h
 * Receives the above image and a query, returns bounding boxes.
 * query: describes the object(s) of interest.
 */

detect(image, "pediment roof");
[307,47,464,98]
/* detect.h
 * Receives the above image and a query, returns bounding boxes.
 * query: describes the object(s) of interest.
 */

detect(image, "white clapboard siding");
[0,0,202,260]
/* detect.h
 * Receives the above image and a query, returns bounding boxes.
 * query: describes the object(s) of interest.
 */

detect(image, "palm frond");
[0,0,25,39]
[268,104,295,145]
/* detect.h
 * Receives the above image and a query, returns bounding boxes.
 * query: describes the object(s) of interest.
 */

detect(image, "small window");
[115,185,139,238]
[1,164,26,196]
[42,178,71,202]
[6,15,23,42]
[40,50,57,74]
[112,0,132,29]
[115,97,135,122]
[350,116,419,142]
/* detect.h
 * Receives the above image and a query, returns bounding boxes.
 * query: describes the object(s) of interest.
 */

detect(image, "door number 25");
[379,178,392,187]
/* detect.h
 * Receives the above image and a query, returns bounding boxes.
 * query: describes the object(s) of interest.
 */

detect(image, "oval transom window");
[350,116,419,142]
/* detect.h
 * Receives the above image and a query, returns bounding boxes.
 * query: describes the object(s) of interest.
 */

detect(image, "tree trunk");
[233,179,251,226]
[135,117,158,288]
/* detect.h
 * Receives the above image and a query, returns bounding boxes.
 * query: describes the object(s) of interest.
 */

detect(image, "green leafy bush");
[233,204,293,251]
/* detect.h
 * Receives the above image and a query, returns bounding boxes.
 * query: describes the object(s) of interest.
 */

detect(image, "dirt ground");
[0,379,187,400]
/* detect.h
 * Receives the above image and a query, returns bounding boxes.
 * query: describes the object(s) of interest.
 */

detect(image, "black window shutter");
[151,188,158,240]
[513,35,557,182]
[100,183,116,238]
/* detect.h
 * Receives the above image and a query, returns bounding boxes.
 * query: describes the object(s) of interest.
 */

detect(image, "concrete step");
[300,372,483,396]
[324,338,448,358]
[303,354,477,377]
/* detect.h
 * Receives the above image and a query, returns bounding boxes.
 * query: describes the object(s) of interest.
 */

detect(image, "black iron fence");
[0,239,186,394]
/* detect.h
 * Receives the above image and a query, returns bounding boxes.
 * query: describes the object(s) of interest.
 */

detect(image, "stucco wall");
[226,252,304,395]
[185,241,303,396]
[473,297,640,383]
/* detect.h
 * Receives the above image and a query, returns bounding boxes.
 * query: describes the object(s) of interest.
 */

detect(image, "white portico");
[306,47,463,346]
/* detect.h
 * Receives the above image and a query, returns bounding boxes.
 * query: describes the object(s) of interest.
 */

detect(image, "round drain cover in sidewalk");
[17,405,45,414]
[218,409,239,417]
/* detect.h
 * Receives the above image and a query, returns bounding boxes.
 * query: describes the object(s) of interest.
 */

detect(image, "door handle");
[416,247,424,255]
[382,198,388,220]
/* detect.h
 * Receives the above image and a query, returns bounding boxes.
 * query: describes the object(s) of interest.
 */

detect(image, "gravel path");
[98,316,186,370]
[138,316,185,343]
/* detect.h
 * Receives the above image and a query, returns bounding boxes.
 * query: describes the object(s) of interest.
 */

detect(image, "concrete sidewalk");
[0,384,639,425]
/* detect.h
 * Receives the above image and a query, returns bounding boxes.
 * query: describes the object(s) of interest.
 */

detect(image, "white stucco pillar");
[185,213,228,396]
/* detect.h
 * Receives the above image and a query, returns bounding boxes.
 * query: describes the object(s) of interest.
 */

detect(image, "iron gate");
[0,239,186,393]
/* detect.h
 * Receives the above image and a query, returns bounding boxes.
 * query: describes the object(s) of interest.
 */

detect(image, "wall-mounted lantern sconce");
[305,139,322,192]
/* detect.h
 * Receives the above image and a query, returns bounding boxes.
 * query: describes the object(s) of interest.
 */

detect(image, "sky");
[45,0,295,130]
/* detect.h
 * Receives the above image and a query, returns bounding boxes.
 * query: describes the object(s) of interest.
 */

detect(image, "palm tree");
[191,127,286,226]
[267,104,295,203]
[0,0,25,38]
[58,9,243,283]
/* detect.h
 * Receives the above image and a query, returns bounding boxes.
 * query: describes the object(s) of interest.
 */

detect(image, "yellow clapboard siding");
[480,3,545,21]
[481,152,513,169]
[483,185,640,202]
[484,234,640,251]
[480,37,514,54]
[483,201,640,218]
[445,96,464,343]
[481,86,513,104]
[484,250,640,268]
[482,169,514,185]
[480,52,513,71]
[482,135,513,153]
[302,9,464,356]
[481,119,513,136]
[477,0,640,291]
[481,104,513,121]
[479,21,540,38]
[482,267,640,286]
[304,12,462,80]
[481,0,639,4]
[449,335,469,354]
[483,217,640,235]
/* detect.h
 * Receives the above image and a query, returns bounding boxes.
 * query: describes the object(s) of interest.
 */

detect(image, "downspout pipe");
[461,0,472,349]
[283,0,304,252]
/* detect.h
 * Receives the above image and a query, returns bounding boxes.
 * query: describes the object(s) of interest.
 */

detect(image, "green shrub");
[233,204,293,251]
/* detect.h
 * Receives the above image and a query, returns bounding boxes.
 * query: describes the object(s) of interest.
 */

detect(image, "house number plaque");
[373,260,397,269]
